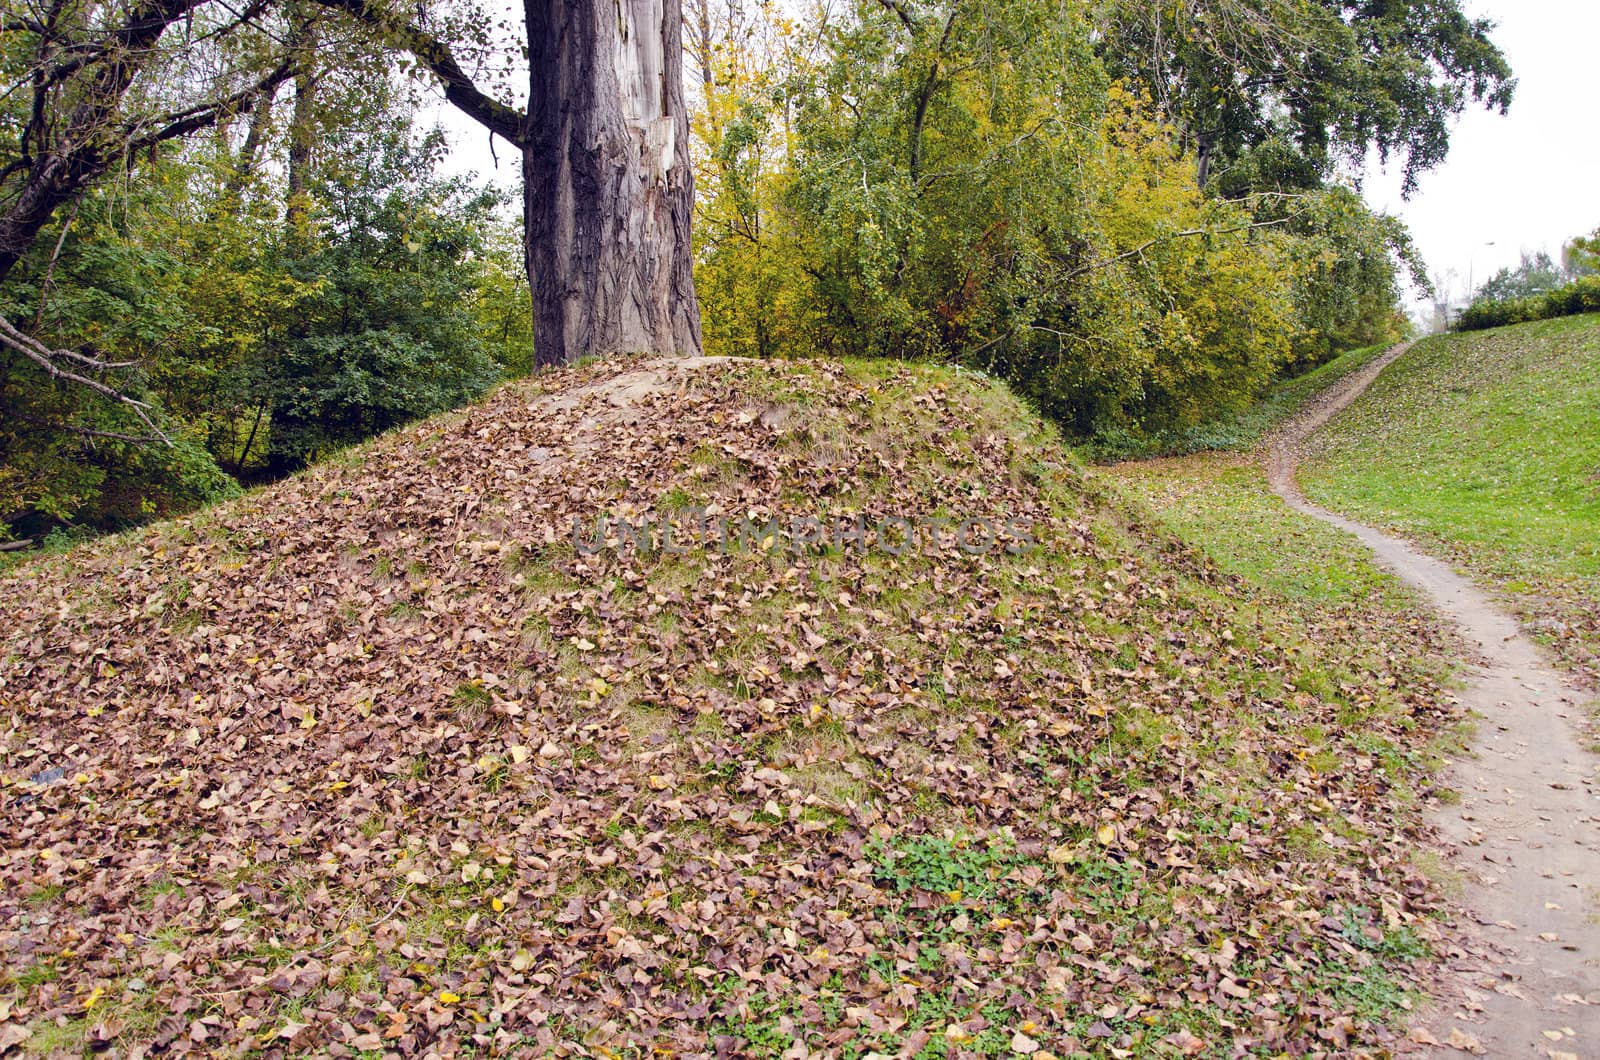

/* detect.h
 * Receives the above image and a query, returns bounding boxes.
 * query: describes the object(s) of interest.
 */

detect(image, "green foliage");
[1277,186,1417,369]
[1474,251,1569,304]
[262,126,504,470]
[0,90,526,537]
[691,1,1416,448]
[1096,0,1515,196]
[1456,275,1600,332]
[1566,229,1600,277]
[869,833,1022,900]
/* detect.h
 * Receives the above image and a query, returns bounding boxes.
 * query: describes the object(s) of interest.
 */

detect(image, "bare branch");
[124,56,298,152]
[0,314,173,446]
[312,0,527,145]
[1062,216,1291,280]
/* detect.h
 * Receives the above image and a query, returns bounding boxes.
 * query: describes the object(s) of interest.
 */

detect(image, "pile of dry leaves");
[1,358,1460,1057]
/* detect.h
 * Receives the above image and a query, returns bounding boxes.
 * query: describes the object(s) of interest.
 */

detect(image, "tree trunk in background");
[284,16,318,255]
[1196,131,1215,191]
[220,89,278,208]
[523,0,702,367]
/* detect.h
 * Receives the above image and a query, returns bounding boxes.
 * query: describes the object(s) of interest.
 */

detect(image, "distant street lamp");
[1467,240,1498,302]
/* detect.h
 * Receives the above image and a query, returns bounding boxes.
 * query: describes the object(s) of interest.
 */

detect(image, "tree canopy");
[1095,0,1515,195]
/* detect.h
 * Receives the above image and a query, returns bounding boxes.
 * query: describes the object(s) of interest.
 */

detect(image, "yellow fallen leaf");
[81,986,104,1012]
[438,991,461,1005]
[300,711,317,730]
[1096,823,1117,845]
[573,638,596,651]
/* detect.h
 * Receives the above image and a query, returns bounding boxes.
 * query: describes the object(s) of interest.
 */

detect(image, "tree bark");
[523,0,702,367]
[284,14,318,254]
[219,87,276,207]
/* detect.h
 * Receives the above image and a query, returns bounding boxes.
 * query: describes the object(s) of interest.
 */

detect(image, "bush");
[1456,275,1600,331]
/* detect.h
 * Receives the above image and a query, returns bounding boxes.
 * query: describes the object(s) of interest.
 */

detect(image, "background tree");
[0,0,302,429]
[1094,0,1515,195]
[690,0,1419,443]
[0,59,525,536]
[1562,229,1600,279]
[1474,251,1569,304]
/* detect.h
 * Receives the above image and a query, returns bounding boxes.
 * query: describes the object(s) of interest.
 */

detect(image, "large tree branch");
[871,0,920,33]
[312,0,527,145]
[0,314,172,445]
[123,56,298,152]
[1062,216,1291,280]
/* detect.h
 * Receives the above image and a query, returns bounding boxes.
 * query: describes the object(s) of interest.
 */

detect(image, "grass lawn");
[1298,314,1600,685]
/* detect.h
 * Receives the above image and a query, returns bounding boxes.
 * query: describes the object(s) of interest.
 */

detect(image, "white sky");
[1363,0,1600,299]
[424,0,1600,304]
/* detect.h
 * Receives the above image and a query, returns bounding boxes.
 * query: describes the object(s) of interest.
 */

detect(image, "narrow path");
[1267,342,1600,1057]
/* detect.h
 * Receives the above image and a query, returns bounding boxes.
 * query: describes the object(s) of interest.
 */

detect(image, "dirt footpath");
[1267,342,1600,1058]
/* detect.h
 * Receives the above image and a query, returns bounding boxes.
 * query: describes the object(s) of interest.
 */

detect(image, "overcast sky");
[425,0,1599,305]
[1361,0,1600,300]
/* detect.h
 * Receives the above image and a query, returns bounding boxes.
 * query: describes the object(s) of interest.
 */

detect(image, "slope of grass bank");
[1299,314,1600,686]
[2,357,1459,1057]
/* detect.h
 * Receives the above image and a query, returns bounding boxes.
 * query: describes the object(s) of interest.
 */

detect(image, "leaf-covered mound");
[2,358,1458,1057]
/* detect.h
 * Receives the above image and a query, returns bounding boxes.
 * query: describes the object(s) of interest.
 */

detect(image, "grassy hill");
[1298,314,1600,686]
[1,357,1459,1057]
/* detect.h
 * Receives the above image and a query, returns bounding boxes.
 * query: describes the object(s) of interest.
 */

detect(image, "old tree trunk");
[524,0,703,366]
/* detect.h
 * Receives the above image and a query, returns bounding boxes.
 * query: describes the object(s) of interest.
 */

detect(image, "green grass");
[1299,314,1600,682]
[1102,449,1462,807]
[1104,453,1422,607]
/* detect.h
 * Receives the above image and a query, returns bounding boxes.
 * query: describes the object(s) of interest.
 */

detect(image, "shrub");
[1457,275,1600,331]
